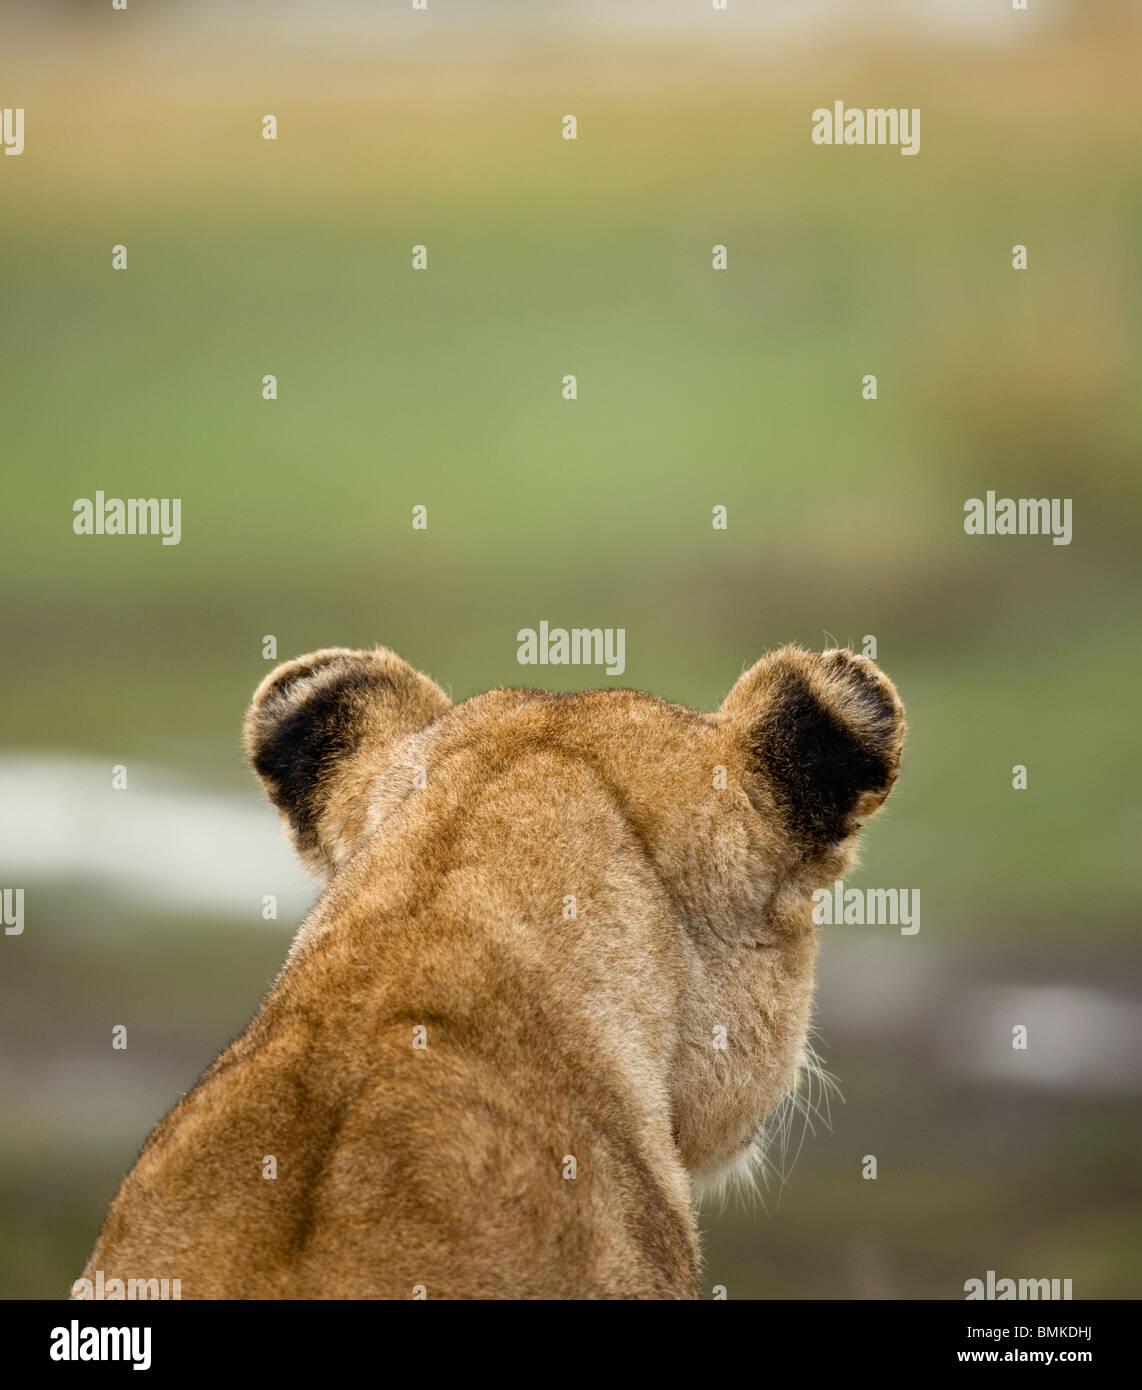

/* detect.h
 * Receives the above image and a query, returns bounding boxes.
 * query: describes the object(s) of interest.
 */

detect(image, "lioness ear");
[245,647,451,875]
[720,646,905,847]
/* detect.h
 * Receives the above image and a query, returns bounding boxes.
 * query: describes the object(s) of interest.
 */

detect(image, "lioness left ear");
[720,646,905,846]
[245,647,451,876]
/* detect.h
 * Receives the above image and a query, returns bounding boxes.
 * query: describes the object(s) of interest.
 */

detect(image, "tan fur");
[77,644,904,1299]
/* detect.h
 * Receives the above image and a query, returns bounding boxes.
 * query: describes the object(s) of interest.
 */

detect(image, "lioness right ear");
[245,647,451,876]
[720,645,905,848]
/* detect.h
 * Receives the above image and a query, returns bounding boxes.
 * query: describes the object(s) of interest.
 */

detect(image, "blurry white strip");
[0,754,315,923]
[161,0,1063,46]
[944,985,1142,1095]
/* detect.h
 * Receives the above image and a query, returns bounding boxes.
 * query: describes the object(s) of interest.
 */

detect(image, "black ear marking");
[244,647,452,869]
[726,647,904,847]
[752,671,893,844]
[256,649,350,708]
[819,648,900,738]
[250,661,400,854]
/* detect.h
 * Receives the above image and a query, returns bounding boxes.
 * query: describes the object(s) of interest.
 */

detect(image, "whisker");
[692,1031,843,1219]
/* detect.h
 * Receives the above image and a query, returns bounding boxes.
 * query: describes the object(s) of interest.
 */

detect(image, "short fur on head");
[79,644,904,1299]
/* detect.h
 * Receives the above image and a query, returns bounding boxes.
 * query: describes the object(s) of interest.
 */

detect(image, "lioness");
[77,644,904,1299]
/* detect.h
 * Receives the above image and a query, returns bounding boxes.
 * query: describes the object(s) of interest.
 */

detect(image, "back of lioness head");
[245,643,904,1182]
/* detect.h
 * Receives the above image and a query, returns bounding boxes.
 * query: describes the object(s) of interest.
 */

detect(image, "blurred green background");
[1,1,1140,1298]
